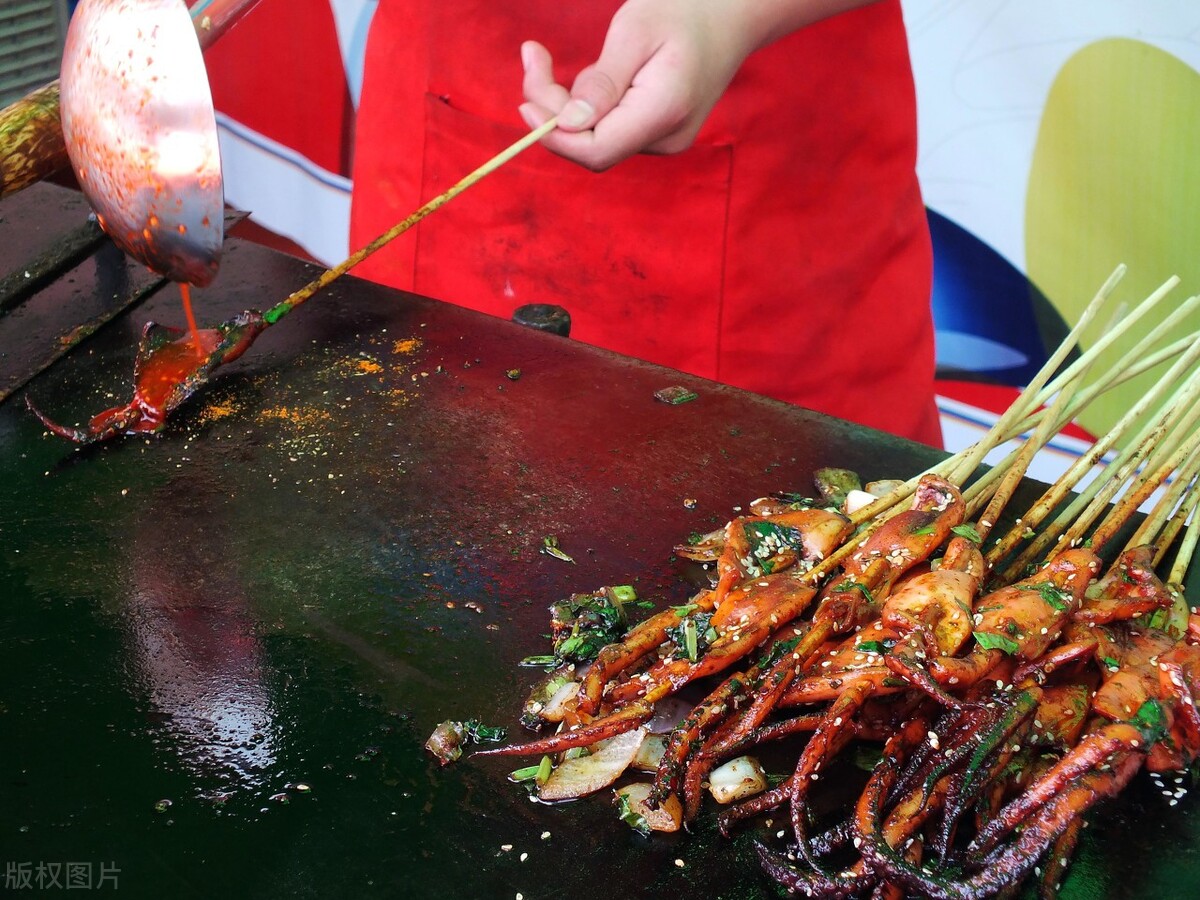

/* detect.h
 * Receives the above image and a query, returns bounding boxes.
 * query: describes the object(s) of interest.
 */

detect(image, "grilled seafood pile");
[426,272,1200,898]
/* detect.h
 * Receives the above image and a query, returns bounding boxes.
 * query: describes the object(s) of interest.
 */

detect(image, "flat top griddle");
[1,184,1196,900]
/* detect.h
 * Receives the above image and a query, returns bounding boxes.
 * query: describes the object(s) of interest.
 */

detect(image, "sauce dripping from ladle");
[179,282,205,359]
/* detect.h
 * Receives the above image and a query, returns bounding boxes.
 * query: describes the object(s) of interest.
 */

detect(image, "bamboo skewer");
[958,288,1192,540]
[1066,405,1200,553]
[263,118,559,325]
[970,335,1103,545]
[1043,294,1200,428]
[1019,276,1181,416]
[942,278,1118,490]
[1152,483,1199,568]
[842,268,1133,532]
[994,361,1200,581]
[1127,443,1200,551]
[966,283,1191,488]
[1167,493,1200,587]
[1008,326,1200,449]
[984,333,1200,567]
[846,270,1194,582]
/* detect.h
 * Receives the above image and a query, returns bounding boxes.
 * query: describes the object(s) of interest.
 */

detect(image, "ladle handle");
[188,0,264,48]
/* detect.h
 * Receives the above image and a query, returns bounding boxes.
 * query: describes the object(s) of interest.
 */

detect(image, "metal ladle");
[58,0,256,287]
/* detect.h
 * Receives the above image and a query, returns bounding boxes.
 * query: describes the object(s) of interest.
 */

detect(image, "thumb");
[558,38,647,131]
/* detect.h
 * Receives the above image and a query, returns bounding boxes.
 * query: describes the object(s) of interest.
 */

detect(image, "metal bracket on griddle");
[0,217,108,315]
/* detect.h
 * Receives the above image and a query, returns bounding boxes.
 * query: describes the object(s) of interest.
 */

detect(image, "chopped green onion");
[609,585,638,603]
[683,618,699,662]
[541,535,575,564]
[653,385,699,405]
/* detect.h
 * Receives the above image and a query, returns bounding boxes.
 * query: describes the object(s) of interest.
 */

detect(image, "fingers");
[518,38,640,170]
[559,24,652,132]
[516,31,698,171]
[521,27,651,131]
[520,41,569,115]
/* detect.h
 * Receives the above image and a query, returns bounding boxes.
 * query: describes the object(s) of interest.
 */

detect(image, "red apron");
[204,0,352,177]
[350,1,941,446]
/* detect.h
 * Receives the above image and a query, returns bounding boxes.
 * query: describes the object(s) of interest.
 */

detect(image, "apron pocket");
[415,94,733,377]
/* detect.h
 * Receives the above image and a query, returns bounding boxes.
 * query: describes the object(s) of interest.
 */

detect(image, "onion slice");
[538,727,647,801]
[707,755,768,804]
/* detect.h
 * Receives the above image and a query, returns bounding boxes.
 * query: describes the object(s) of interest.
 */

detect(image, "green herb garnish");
[951,524,983,543]
[653,385,699,405]
[771,491,819,509]
[813,467,862,508]
[857,640,889,655]
[975,632,1021,655]
[912,524,936,536]
[462,719,507,743]
[1031,582,1070,611]
[609,585,638,604]
[743,520,806,563]
[509,762,544,783]
[548,588,630,663]
[853,744,885,772]
[1132,698,1168,743]
[842,581,876,603]
[757,634,803,668]
[616,792,651,834]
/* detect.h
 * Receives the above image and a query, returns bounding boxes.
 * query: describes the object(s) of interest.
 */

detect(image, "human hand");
[518,0,757,171]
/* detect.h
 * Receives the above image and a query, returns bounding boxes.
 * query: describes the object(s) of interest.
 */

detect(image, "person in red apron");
[350,0,942,446]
